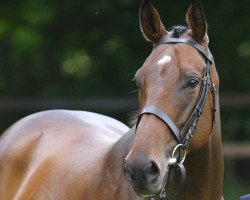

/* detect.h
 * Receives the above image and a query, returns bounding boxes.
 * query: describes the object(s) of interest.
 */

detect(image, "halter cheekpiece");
[135,38,217,200]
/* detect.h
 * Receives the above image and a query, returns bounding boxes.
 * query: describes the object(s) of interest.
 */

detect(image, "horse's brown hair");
[0,1,223,200]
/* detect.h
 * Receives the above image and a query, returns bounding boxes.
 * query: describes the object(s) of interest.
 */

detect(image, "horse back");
[0,110,129,200]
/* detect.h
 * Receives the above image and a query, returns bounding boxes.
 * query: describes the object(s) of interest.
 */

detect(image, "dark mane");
[168,25,189,38]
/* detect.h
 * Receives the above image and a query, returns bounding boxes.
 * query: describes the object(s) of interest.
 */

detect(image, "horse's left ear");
[186,0,207,43]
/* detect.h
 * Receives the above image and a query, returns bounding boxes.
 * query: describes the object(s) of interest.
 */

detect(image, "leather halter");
[135,38,217,200]
[137,38,216,148]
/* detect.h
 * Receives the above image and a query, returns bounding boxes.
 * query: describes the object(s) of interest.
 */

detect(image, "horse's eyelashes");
[182,77,200,89]
[187,78,200,88]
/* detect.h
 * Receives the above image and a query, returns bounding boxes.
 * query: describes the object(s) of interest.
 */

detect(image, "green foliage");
[0,0,249,98]
[62,50,92,79]
[20,0,55,27]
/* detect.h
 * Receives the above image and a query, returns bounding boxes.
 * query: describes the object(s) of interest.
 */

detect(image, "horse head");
[124,0,219,197]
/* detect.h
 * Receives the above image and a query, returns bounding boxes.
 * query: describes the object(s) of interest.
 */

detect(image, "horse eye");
[187,78,199,88]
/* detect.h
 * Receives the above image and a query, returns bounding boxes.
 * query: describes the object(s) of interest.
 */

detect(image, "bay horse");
[0,0,224,199]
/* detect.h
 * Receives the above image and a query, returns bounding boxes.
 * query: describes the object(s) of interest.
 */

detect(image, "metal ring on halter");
[169,144,187,165]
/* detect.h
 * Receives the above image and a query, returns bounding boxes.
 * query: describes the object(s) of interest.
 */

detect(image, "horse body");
[0,109,223,200]
[0,0,224,199]
[0,110,140,200]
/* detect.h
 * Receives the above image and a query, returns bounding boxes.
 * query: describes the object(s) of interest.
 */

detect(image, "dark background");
[0,0,249,199]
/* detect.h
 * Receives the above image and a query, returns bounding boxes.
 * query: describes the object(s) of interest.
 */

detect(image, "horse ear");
[139,0,167,43]
[186,0,207,43]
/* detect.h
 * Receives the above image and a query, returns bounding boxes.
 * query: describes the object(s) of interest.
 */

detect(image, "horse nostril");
[145,161,160,183]
[124,160,160,184]
[147,161,159,175]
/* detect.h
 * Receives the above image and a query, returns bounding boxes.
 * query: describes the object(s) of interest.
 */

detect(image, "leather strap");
[169,163,186,200]
[181,60,212,146]
[153,38,214,64]
[139,106,181,143]
[149,163,186,200]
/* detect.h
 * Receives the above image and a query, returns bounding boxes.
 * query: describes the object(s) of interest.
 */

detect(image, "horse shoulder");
[0,109,129,199]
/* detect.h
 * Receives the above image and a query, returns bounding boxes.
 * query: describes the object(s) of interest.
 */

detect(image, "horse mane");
[168,25,189,38]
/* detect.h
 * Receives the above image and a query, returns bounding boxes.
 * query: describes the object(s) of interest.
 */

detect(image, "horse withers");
[0,0,224,199]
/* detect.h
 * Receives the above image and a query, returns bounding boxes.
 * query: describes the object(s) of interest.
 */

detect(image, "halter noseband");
[137,37,216,148]
[136,38,217,200]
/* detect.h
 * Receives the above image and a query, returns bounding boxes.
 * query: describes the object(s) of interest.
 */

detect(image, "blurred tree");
[0,0,249,99]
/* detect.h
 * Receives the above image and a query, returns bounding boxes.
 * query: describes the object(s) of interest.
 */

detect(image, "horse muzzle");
[123,159,167,197]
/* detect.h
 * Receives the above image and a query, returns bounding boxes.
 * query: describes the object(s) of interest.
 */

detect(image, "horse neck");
[179,94,223,200]
[96,127,139,199]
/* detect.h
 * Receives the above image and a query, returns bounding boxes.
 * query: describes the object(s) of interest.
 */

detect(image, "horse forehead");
[152,44,195,64]
[157,55,172,65]
[148,45,176,66]
[137,44,204,78]
[158,43,206,71]
[173,43,204,63]
[156,43,202,60]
